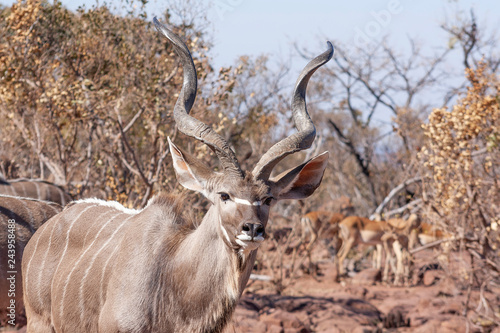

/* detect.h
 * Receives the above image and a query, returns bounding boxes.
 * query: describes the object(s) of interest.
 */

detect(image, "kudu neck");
[148,205,249,331]
[175,206,254,298]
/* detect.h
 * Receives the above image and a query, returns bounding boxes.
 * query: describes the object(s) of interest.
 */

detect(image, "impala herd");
[296,210,433,285]
[0,17,453,333]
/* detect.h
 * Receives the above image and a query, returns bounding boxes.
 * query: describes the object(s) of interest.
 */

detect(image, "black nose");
[242,223,265,239]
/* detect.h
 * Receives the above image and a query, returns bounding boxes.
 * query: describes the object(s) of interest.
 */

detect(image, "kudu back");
[22,18,334,333]
[0,179,71,206]
[0,195,62,327]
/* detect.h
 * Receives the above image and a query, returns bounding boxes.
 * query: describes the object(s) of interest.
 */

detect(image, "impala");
[301,211,345,251]
[337,215,410,284]
[417,222,452,246]
[382,214,420,284]
[0,195,62,326]
[385,214,420,249]
[0,179,71,206]
[22,18,333,333]
[297,211,345,270]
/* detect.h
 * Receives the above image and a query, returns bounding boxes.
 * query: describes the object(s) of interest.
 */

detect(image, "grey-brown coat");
[0,195,62,326]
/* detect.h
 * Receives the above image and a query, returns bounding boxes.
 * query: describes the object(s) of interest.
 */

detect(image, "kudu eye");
[219,192,230,202]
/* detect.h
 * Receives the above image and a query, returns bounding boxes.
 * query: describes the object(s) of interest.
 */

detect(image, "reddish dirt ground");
[225,243,500,333]
[2,244,499,333]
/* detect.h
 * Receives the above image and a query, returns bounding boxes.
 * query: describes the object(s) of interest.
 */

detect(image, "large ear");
[270,152,329,200]
[168,137,214,194]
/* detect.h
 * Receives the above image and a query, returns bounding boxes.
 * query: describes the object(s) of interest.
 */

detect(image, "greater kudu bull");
[22,18,334,333]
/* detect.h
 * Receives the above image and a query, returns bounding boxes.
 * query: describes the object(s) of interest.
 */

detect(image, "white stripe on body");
[19,182,27,197]
[19,199,36,234]
[97,244,121,308]
[58,187,65,205]
[23,228,44,305]
[60,210,121,319]
[34,182,41,201]
[50,205,98,320]
[24,200,63,308]
[79,213,136,320]
[43,184,50,203]
[35,201,48,223]
[11,184,18,196]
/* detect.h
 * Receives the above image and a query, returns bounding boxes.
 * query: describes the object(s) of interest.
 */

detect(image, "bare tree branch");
[371,176,423,218]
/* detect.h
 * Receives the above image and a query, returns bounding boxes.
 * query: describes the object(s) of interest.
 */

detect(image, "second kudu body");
[0,179,71,206]
[0,195,62,326]
[22,18,334,333]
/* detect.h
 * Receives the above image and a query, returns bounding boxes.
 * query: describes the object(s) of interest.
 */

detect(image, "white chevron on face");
[233,197,261,206]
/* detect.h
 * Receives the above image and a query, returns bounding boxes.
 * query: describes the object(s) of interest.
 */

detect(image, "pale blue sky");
[171,0,498,70]
[1,0,498,70]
